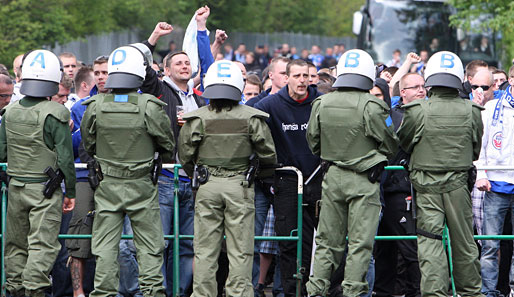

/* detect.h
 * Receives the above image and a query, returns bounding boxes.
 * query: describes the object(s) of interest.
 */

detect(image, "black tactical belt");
[416,228,443,240]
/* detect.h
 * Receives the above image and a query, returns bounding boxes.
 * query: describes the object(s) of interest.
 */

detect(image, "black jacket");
[246,88,271,107]
[458,80,473,99]
[254,85,323,177]
[382,105,411,195]
[140,41,205,145]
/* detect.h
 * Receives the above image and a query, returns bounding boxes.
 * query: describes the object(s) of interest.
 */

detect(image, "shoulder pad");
[182,105,209,120]
[402,100,423,109]
[0,101,16,116]
[48,101,70,123]
[240,105,269,119]
[2,100,17,112]
[146,95,167,107]
[312,96,323,104]
[82,95,98,106]
[471,101,485,111]
[364,93,390,110]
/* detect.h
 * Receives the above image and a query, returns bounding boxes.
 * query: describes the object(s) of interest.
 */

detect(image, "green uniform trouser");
[90,175,165,297]
[306,166,381,297]
[415,185,483,297]
[5,179,63,297]
[192,175,255,297]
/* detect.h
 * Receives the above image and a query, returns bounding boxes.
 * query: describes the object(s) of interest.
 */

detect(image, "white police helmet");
[130,43,153,66]
[105,45,147,89]
[333,49,375,90]
[424,51,464,89]
[20,49,62,97]
[202,61,244,101]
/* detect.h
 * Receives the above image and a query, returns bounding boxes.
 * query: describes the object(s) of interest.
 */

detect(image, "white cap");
[333,49,375,90]
[203,61,245,101]
[20,49,62,97]
[105,46,147,89]
[424,51,464,89]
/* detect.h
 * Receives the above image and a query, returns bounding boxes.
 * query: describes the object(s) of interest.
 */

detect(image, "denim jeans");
[48,209,73,297]
[364,256,375,297]
[118,216,143,297]
[158,175,194,297]
[481,191,514,297]
[272,255,285,297]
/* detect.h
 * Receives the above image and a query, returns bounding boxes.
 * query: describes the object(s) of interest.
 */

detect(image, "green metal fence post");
[7,163,512,296]
[173,165,180,297]
[276,167,303,297]
[1,164,6,296]
[295,174,303,297]
[443,225,457,297]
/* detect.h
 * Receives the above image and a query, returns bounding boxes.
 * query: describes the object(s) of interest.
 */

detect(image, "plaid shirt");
[471,186,485,243]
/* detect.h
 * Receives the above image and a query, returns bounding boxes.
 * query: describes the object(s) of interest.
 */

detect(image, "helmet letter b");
[440,53,455,69]
[344,52,360,68]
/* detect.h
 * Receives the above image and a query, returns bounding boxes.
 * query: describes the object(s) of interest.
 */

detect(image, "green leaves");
[0,0,364,70]
[449,0,514,66]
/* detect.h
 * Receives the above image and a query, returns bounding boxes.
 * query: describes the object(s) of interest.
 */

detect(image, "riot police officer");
[80,45,175,297]
[178,60,277,297]
[306,49,398,297]
[1,49,76,297]
[397,51,484,296]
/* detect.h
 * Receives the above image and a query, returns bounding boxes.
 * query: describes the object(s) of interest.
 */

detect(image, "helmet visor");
[105,73,143,89]
[20,79,59,97]
[425,73,462,90]
[333,73,373,91]
[203,84,242,101]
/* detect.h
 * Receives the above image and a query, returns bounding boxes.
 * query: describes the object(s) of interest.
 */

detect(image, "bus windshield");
[363,0,497,65]
[367,0,455,63]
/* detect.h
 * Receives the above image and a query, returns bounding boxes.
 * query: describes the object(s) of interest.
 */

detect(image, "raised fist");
[153,22,173,37]
[195,5,210,22]
[407,52,421,64]
[215,29,228,44]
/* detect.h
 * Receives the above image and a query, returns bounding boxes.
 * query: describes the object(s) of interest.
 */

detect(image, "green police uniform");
[0,97,76,297]
[178,104,276,297]
[397,87,484,297]
[306,90,398,297]
[81,92,174,297]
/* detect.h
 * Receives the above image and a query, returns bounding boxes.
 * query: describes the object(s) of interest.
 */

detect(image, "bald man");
[11,54,24,102]
[399,73,427,105]
[470,69,495,106]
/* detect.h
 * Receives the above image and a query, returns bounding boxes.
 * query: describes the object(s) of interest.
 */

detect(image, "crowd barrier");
[0,163,513,297]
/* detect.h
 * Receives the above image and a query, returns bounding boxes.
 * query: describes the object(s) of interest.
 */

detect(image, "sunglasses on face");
[471,85,491,91]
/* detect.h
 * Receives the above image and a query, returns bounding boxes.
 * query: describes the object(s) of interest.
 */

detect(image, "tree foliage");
[0,0,363,69]
[449,0,514,66]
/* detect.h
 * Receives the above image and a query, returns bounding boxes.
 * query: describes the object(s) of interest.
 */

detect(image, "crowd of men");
[2,5,514,297]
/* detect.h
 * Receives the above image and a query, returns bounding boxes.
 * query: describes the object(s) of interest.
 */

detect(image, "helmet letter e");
[217,62,231,78]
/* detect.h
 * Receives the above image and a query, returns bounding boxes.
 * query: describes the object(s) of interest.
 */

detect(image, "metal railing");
[0,163,305,297]
[1,163,514,297]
